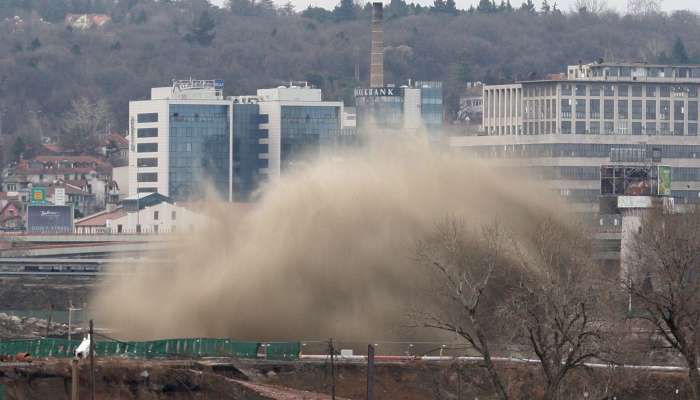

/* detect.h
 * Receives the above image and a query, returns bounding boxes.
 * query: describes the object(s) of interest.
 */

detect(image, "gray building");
[452,61,700,212]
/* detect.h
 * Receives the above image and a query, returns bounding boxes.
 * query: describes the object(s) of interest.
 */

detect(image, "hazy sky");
[211,0,699,12]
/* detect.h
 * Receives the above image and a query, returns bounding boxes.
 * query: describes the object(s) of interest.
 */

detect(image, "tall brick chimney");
[369,2,384,88]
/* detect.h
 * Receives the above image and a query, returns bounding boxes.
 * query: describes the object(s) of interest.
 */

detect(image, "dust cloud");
[93,137,564,341]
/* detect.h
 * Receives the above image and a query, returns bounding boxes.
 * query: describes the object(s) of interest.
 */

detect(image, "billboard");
[27,205,74,234]
[54,188,66,206]
[30,187,48,204]
[658,165,672,196]
[601,165,672,197]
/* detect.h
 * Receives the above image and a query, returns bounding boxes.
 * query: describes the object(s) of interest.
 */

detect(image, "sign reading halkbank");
[354,87,403,97]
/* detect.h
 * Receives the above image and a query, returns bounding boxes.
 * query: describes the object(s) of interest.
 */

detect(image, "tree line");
[416,209,700,399]
[0,0,699,163]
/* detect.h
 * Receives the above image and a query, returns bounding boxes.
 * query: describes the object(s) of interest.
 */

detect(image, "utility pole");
[89,319,95,400]
[45,303,54,338]
[328,338,336,400]
[367,344,375,400]
[71,357,79,400]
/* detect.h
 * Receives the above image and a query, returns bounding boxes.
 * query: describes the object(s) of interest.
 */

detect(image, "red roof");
[102,133,129,148]
[76,207,127,227]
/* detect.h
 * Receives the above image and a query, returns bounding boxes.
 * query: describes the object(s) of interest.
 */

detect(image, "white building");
[128,79,233,201]
[75,192,209,234]
[251,84,344,181]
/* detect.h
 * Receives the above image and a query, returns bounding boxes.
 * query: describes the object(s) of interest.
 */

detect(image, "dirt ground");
[0,357,693,400]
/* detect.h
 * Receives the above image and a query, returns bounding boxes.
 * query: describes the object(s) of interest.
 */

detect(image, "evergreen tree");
[386,0,409,19]
[186,10,215,46]
[671,36,690,65]
[520,0,536,13]
[333,0,357,21]
[476,0,495,12]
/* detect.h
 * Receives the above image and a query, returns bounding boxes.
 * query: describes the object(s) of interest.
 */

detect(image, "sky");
[211,0,699,12]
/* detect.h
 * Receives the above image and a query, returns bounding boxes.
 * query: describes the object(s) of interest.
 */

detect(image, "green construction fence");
[0,338,299,360]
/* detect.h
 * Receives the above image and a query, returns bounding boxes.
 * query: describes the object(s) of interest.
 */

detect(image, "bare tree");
[505,218,616,400]
[627,0,662,16]
[416,219,514,400]
[574,0,608,13]
[628,208,700,400]
[62,97,112,155]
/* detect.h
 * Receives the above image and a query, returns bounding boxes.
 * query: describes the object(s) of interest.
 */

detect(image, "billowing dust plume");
[93,139,564,341]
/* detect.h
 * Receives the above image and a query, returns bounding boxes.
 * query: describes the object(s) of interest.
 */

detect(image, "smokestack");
[370,2,384,88]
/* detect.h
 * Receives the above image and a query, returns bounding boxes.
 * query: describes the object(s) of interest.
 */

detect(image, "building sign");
[658,165,672,196]
[172,79,223,92]
[30,187,48,204]
[617,196,653,209]
[54,188,66,206]
[354,87,402,97]
[27,205,74,234]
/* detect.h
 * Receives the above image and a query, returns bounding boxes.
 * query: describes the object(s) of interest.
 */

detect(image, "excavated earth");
[0,357,694,400]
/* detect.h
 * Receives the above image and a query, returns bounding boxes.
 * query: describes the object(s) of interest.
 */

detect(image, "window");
[137,158,158,167]
[632,100,642,119]
[660,86,671,97]
[646,122,657,135]
[154,211,159,220]
[117,224,123,233]
[137,187,157,193]
[604,100,614,120]
[632,122,643,135]
[575,99,586,119]
[590,85,601,96]
[632,85,643,97]
[675,122,685,136]
[575,121,586,134]
[576,85,586,96]
[172,211,177,220]
[560,99,572,118]
[618,100,628,119]
[674,101,685,120]
[604,85,614,96]
[590,99,600,119]
[590,121,600,134]
[137,113,158,123]
[137,143,158,152]
[690,101,698,121]
[604,121,615,134]
[137,128,158,138]
[561,121,571,134]
[660,101,670,120]
[137,173,157,182]
[690,123,698,136]
[646,86,656,97]
[646,100,656,120]
[561,84,572,96]
[619,85,629,97]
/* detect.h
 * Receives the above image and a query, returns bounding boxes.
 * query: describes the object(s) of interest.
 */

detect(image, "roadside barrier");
[0,338,300,360]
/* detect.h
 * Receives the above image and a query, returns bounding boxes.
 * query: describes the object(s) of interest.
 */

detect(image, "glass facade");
[233,103,268,201]
[280,105,341,171]
[168,104,230,201]
[356,95,404,129]
[420,83,443,136]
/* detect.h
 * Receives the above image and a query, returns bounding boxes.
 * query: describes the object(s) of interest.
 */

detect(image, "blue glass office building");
[168,104,230,200]
[280,106,341,170]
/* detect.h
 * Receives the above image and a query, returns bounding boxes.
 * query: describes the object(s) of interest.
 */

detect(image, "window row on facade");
[524,84,700,99]
[466,143,700,159]
[524,99,699,122]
